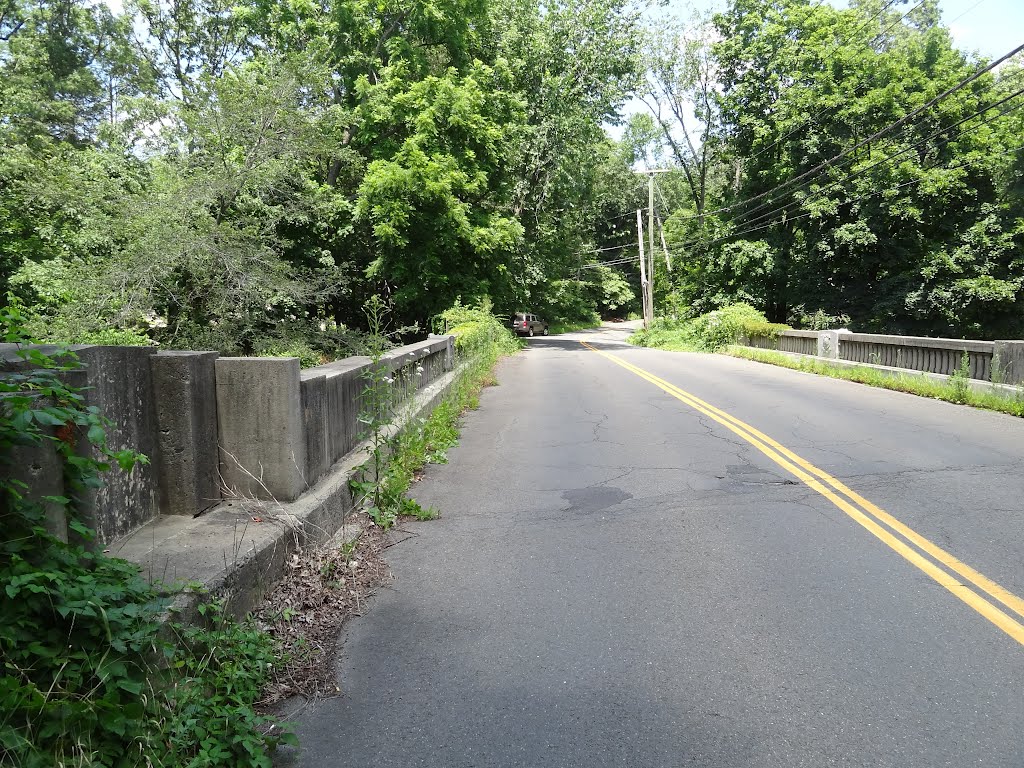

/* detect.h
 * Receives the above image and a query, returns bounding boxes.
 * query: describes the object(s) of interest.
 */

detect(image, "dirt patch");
[255,512,393,706]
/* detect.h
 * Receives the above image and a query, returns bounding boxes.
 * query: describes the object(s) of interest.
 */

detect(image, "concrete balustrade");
[1,336,456,545]
[743,330,1024,385]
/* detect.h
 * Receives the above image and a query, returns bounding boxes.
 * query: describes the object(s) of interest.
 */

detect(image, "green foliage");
[166,602,293,768]
[0,302,291,766]
[436,299,521,358]
[790,307,852,331]
[631,303,790,352]
[351,296,404,528]
[352,300,517,527]
[0,0,648,345]
[633,0,1024,338]
[254,338,326,368]
[730,346,1024,419]
[948,351,973,404]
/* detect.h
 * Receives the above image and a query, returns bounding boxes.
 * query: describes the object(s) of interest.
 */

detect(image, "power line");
[673,141,1024,252]
[695,41,1024,224]
[711,79,1024,238]
[575,242,634,256]
[580,257,637,269]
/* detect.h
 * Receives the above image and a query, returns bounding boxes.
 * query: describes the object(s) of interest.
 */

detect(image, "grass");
[374,322,520,522]
[728,346,1024,418]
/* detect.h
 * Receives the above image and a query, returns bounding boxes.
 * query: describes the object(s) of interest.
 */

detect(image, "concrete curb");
[112,363,463,620]
[732,347,1024,398]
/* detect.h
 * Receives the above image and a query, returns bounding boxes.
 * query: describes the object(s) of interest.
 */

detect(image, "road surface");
[285,323,1024,767]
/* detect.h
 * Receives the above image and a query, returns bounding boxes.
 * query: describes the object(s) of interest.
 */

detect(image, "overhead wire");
[688,40,1024,226]
[667,140,1024,253]
[588,3,1010,275]
[699,78,1024,241]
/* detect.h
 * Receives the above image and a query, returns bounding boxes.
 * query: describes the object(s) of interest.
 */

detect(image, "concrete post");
[817,331,840,359]
[215,357,306,502]
[1,348,79,541]
[74,346,161,544]
[150,351,220,516]
[428,333,456,371]
[993,341,1024,385]
[6,429,69,542]
[300,372,329,487]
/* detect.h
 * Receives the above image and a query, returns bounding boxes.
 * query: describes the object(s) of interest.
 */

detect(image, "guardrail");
[1,337,455,545]
[741,330,1024,386]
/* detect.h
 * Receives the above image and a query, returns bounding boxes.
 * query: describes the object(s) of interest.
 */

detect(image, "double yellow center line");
[582,341,1024,647]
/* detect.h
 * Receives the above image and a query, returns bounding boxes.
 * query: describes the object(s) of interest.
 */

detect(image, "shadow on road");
[521,337,630,351]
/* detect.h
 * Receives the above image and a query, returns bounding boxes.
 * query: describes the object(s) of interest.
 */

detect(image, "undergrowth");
[0,295,292,768]
[351,299,519,529]
[630,303,789,352]
[729,346,1024,418]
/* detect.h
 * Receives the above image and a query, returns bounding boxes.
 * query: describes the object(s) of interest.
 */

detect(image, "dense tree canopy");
[641,0,1023,338]
[2,0,1021,348]
[1,0,643,353]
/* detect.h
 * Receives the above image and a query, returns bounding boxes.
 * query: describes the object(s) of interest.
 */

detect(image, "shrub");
[0,296,292,767]
[631,303,790,352]
[254,338,326,368]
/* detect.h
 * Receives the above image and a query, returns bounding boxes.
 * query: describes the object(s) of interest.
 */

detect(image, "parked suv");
[511,312,549,337]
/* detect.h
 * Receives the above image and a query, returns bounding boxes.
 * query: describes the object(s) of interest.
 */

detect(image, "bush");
[254,338,326,368]
[789,306,851,330]
[434,299,520,358]
[630,303,790,352]
[0,298,292,767]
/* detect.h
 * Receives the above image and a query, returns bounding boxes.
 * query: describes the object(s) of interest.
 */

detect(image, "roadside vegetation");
[0,306,293,768]
[629,303,788,352]
[258,303,520,706]
[352,301,520,529]
[1,299,520,764]
[728,347,1024,419]
[0,0,645,350]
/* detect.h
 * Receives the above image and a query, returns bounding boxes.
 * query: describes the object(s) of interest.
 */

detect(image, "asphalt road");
[285,324,1024,767]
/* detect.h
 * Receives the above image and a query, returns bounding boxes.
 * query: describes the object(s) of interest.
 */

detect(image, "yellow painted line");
[581,341,1024,647]
[593,344,1024,622]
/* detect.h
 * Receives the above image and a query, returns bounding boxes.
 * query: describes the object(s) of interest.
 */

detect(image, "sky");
[836,0,1023,59]
[655,0,1022,60]
[609,0,1022,139]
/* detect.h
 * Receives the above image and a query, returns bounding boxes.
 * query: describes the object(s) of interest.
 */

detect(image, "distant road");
[289,323,1024,767]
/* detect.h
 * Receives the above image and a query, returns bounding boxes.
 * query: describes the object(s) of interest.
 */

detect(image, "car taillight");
[522,320,527,327]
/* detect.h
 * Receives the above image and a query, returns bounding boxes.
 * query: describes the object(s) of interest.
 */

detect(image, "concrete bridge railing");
[2,336,455,546]
[741,330,1024,385]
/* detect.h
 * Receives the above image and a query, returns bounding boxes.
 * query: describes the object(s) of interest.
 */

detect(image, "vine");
[0,295,293,767]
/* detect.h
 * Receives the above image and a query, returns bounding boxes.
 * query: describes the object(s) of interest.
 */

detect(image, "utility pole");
[636,209,649,329]
[635,168,672,328]
[648,173,655,328]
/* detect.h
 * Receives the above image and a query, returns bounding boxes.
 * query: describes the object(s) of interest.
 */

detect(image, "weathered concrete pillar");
[6,432,69,542]
[1,347,78,541]
[215,357,306,502]
[817,331,840,359]
[429,334,456,371]
[300,372,329,487]
[993,341,1024,385]
[150,351,220,516]
[74,346,161,544]
[311,358,371,463]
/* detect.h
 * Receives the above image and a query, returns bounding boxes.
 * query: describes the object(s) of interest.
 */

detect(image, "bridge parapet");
[2,336,455,547]
[743,330,1024,385]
